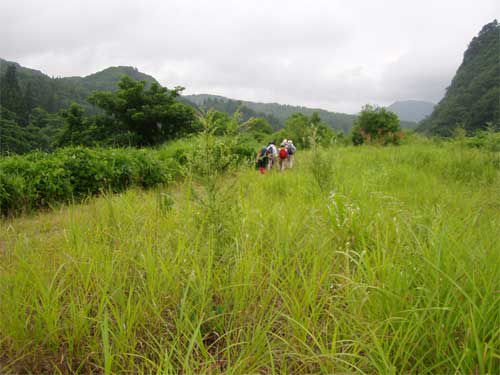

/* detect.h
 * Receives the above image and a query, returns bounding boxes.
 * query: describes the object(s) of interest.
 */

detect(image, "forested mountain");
[0,60,191,154]
[387,100,435,123]
[61,66,158,93]
[182,94,283,130]
[418,20,500,135]
[185,94,357,133]
[0,58,158,115]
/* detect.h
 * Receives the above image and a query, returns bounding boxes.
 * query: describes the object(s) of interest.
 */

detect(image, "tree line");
[1,64,350,155]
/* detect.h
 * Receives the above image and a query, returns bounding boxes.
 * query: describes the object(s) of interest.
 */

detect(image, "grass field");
[1,143,499,373]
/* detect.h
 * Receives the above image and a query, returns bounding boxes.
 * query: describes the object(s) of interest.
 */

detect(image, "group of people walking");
[256,139,297,173]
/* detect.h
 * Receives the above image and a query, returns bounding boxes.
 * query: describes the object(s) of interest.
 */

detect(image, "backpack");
[287,144,296,155]
[266,145,275,157]
[279,148,288,159]
[259,147,268,159]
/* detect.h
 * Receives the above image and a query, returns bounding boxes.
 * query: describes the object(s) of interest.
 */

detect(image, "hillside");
[61,66,158,92]
[0,58,158,114]
[418,20,500,135]
[185,94,357,133]
[186,94,420,132]
[387,100,435,123]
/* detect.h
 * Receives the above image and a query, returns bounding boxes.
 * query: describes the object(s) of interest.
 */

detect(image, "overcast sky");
[1,0,498,113]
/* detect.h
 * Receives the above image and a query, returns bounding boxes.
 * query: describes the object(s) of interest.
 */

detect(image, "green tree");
[0,106,37,154]
[351,105,402,145]
[0,65,24,118]
[281,112,337,148]
[28,107,66,151]
[23,82,36,120]
[311,111,321,126]
[201,110,233,136]
[242,116,272,134]
[88,76,197,146]
[283,113,312,148]
[236,116,272,143]
[57,103,87,146]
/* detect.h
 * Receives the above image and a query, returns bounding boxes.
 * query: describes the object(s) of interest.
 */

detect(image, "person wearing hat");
[266,141,278,170]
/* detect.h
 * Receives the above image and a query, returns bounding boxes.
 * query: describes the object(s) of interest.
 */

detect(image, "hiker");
[266,141,278,170]
[286,139,296,168]
[278,143,288,171]
[256,145,269,174]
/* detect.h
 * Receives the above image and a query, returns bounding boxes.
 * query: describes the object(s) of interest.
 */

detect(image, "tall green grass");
[1,143,499,373]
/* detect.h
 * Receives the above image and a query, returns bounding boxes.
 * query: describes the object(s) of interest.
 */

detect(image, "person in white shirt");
[266,141,278,170]
[286,140,296,168]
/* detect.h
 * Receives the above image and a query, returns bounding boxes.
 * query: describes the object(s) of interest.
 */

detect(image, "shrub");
[465,128,500,152]
[0,147,172,215]
[351,105,403,145]
[0,172,25,215]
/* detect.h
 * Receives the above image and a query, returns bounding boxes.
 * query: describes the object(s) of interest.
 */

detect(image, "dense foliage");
[85,77,198,146]
[418,20,500,135]
[0,61,169,154]
[455,125,500,153]
[0,65,25,121]
[271,112,339,148]
[185,94,357,133]
[351,104,402,145]
[189,96,282,130]
[0,131,256,215]
[0,59,158,116]
[0,69,199,152]
[0,106,65,154]
[0,147,171,215]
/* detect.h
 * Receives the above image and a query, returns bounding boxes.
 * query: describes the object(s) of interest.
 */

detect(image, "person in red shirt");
[278,143,288,171]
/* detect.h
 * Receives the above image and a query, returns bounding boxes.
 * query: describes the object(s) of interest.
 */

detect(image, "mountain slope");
[62,66,158,92]
[417,20,500,135]
[387,100,435,123]
[0,59,158,114]
[185,94,357,133]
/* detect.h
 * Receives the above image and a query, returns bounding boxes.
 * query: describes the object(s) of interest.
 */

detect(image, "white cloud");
[1,0,498,113]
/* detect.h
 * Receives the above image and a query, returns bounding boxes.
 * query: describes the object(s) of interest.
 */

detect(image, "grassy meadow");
[1,142,499,373]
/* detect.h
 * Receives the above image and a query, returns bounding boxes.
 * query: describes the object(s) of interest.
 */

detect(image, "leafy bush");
[351,105,402,145]
[276,112,338,149]
[0,172,25,214]
[0,147,172,215]
[464,128,500,152]
[0,133,255,216]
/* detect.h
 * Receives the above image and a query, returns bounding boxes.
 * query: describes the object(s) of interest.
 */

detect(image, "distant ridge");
[387,100,435,123]
[185,93,357,132]
[186,94,419,132]
[0,58,158,113]
[63,66,158,92]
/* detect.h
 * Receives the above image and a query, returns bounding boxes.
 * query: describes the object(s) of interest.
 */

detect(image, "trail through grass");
[1,143,499,373]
